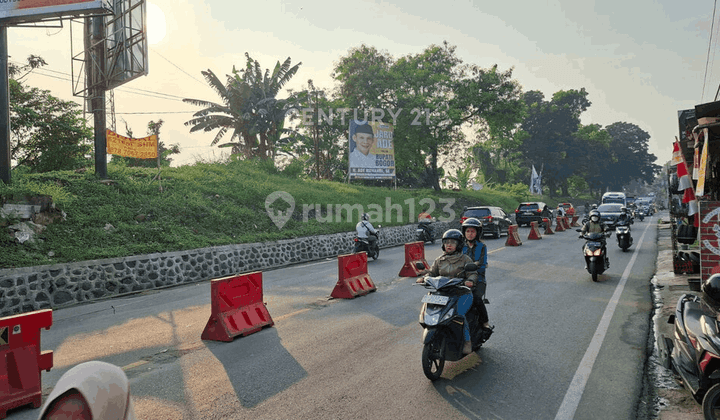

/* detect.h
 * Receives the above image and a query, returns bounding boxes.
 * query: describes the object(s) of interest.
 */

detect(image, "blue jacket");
[462,241,487,282]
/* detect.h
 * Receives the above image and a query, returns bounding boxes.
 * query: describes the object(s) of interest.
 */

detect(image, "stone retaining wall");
[0,222,453,317]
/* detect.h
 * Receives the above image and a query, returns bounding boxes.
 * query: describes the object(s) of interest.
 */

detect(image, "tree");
[283,80,349,180]
[10,78,92,173]
[332,42,526,190]
[183,53,301,161]
[518,88,591,196]
[603,122,660,190]
[112,119,180,168]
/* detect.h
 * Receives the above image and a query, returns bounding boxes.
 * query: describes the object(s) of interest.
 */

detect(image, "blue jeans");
[457,293,473,342]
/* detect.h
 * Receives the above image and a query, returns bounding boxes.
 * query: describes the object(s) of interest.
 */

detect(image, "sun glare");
[147,2,166,45]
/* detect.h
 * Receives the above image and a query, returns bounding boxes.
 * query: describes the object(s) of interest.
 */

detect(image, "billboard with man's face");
[348,120,395,180]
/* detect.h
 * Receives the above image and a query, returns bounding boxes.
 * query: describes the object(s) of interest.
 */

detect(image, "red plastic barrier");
[201,271,274,342]
[505,224,523,246]
[528,221,542,240]
[543,218,554,235]
[563,217,571,230]
[399,241,430,277]
[0,309,53,419]
[332,252,377,298]
[555,216,566,232]
[571,215,580,227]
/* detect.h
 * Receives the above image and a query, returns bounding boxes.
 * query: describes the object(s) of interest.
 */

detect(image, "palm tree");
[183,53,302,160]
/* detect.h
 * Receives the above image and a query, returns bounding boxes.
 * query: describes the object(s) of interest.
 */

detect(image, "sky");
[6,0,718,169]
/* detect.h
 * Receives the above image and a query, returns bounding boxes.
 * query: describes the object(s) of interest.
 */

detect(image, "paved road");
[7,216,657,419]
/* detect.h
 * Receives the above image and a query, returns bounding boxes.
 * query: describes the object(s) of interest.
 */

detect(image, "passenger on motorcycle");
[356,213,378,244]
[580,210,610,265]
[417,229,478,354]
[460,218,493,340]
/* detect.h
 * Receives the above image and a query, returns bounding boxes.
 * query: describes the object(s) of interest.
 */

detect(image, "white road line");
[554,218,653,420]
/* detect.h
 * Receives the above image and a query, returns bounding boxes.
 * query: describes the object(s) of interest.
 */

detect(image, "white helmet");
[362,213,370,221]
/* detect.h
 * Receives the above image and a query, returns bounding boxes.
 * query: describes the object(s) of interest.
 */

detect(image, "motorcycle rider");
[417,229,478,354]
[580,209,610,267]
[356,213,378,250]
[617,206,632,226]
[417,211,433,240]
[460,218,493,342]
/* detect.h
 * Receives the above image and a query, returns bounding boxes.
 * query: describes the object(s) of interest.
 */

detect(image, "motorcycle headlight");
[593,249,602,256]
[441,308,455,322]
[584,248,594,256]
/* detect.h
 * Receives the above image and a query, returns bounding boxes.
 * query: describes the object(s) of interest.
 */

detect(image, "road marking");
[122,360,149,371]
[554,217,653,420]
[274,308,311,322]
[488,247,505,254]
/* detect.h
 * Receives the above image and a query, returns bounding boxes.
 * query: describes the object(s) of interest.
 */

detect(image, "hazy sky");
[7,0,717,169]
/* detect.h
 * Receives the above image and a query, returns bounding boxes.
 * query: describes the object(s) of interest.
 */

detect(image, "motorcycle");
[659,293,720,419]
[354,226,381,260]
[616,222,633,252]
[577,229,611,282]
[416,262,486,381]
[416,220,436,244]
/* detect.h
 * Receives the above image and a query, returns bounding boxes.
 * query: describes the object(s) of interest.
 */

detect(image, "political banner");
[348,120,395,180]
[106,130,158,159]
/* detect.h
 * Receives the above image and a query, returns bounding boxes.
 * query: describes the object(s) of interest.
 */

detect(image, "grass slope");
[0,160,552,269]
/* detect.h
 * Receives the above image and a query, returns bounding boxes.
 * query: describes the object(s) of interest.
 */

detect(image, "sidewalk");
[651,219,703,419]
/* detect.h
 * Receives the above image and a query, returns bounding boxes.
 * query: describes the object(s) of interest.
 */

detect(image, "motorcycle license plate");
[523,212,533,216]
[422,294,449,305]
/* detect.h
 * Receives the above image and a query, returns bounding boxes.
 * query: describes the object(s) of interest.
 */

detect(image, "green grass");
[0,160,563,269]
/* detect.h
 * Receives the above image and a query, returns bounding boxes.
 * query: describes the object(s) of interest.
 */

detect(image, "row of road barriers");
[506,216,581,247]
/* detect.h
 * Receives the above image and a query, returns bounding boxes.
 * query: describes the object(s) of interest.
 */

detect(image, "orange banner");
[106,130,158,159]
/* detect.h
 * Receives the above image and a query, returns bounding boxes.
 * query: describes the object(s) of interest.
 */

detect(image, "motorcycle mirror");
[576,229,582,232]
[464,263,478,272]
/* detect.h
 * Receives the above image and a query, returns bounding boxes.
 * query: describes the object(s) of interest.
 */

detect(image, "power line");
[703,0,718,102]
[150,47,207,86]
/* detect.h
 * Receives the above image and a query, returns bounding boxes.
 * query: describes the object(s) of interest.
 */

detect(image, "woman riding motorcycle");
[417,229,478,354]
[580,209,610,267]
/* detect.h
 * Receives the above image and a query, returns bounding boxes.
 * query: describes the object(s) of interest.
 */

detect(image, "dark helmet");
[461,217,483,238]
[361,213,370,221]
[621,207,627,214]
[441,229,464,252]
[703,273,720,309]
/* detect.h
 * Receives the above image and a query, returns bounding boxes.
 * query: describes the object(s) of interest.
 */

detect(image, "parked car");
[557,202,575,217]
[514,202,552,227]
[597,203,624,229]
[461,206,513,238]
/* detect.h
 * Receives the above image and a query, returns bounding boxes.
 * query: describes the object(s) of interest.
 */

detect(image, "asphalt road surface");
[7,216,657,420]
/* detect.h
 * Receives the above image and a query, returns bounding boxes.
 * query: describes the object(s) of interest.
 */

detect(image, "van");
[602,192,627,207]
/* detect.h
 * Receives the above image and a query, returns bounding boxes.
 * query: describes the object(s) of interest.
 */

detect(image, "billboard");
[0,0,112,24]
[348,120,396,180]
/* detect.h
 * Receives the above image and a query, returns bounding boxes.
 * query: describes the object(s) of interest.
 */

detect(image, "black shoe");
[481,326,494,343]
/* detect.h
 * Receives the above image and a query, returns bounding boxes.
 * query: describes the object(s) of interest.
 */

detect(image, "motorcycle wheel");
[372,247,379,260]
[422,341,445,381]
[589,261,599,282]
[703,383,720,419]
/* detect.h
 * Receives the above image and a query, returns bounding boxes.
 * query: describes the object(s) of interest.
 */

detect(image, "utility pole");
[314,89,320,180]
[89,15,107,179]
[0,26,10,184]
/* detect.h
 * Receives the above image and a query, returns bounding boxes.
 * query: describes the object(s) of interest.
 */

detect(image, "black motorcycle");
[660,293,720,419]
[416,222,435,244]
[416,263,486,381]
[577,230,611,282]
[616,222,633,252]
[354,226,380,260]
